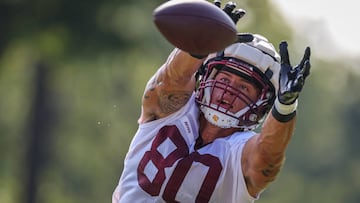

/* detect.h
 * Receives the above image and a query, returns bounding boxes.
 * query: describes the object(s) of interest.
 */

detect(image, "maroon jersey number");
[137,125,222,203]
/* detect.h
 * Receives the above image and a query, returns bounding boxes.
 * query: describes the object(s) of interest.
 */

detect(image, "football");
[153,0,237,55]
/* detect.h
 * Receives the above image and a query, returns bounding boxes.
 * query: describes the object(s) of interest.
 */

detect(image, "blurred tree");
[0,0,360,203]
[0,0,164,202]
[22,62,57,203]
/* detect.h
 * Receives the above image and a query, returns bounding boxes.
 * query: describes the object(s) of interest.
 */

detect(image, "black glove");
[278,41,311,105]
[214,0,246,24]
[272,41,311,122]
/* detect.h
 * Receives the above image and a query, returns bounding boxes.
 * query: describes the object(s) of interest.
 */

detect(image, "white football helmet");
[196,34,281,130]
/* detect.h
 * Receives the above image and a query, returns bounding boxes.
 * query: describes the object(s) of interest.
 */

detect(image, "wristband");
[272,98,298,122]
[275,98,298,115]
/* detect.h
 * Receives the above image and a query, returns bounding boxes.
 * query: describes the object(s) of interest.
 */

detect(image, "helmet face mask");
[196,58,275,130]
[195,34,280,130]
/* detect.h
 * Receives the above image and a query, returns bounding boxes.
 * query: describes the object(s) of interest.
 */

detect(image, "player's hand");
[278,41,311,105]
[214,0,246,24]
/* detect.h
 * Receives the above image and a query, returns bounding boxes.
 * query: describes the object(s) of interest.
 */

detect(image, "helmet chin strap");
[200,104,256,129]
[200,105,238,128]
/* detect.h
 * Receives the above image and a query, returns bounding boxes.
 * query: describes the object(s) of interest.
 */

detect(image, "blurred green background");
[1,0,359,203]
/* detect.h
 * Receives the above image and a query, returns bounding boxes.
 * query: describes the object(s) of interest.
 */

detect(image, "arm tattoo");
[144,87,155,100]
[159,90,191,114]
[261,163,280,181]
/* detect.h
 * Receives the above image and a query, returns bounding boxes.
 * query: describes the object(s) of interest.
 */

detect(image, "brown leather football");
[153,0,237,55]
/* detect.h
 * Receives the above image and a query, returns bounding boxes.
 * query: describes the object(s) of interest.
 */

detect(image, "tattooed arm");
[138,49,205,124]
[241,114,295,197]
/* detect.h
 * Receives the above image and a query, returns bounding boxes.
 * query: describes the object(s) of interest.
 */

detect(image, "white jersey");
[113,94,257,203]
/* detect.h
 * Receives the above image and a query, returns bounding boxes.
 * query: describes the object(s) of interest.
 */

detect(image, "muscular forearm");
[257,110,296,164]
[164,48,205,84]
[139,48,205,123]
[243,41,310,197]
[243,108,296,196]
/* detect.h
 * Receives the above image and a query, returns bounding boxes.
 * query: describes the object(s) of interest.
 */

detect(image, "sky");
[271,0,360,57]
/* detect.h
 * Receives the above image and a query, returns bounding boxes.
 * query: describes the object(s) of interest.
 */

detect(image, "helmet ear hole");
[249,114,258,122]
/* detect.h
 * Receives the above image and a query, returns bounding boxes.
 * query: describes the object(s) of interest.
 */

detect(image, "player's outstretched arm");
[138,49,204,124]
[139,1,247,124]
[242,42,311,197]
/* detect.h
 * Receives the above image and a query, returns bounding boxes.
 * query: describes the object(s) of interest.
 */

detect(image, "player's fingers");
[232,9,246,23]
[214,0,221,8]
[299,46,311,68]
[302,60,311,78]
[223,1,236,16]
[279,41,291,66]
